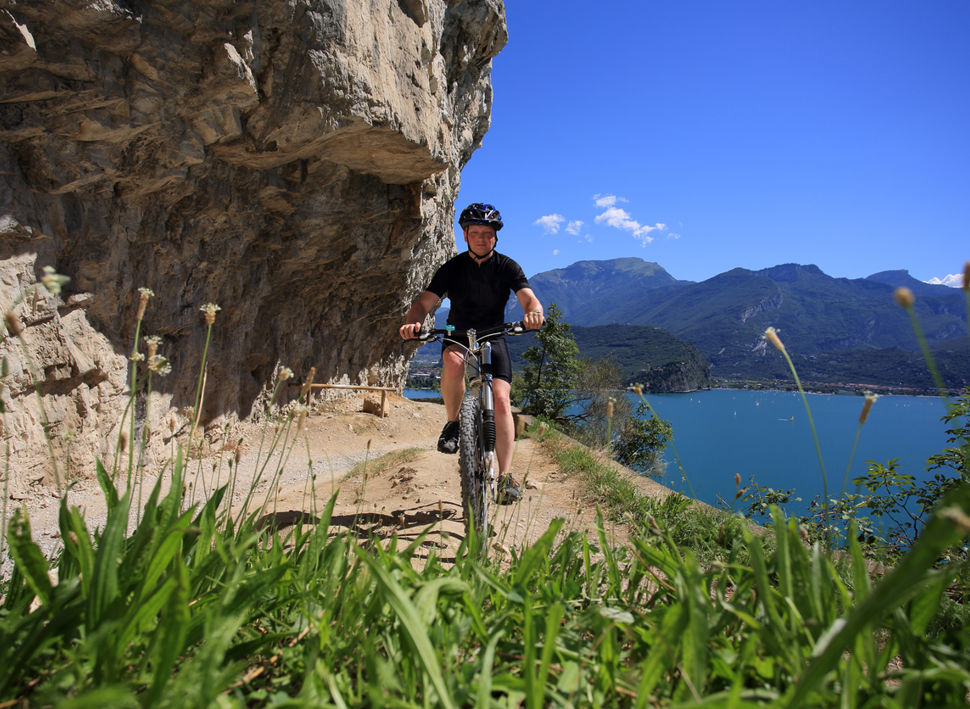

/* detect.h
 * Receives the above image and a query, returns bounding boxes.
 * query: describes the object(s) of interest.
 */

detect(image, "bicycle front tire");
[458,393,487,536]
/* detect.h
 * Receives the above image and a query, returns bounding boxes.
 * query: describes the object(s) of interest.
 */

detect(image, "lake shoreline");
[406,377,959,400]
[403,383,952,402]
[712,379,957,397]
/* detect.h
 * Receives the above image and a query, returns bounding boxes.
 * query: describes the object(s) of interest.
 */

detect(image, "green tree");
[564,357,631,444]
[611,401,673,474]
[518,303,581,419]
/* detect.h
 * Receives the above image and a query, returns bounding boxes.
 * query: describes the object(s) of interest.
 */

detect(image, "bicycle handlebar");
[413,321,530,343]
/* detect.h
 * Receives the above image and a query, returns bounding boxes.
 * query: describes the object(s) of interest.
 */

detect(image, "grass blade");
[787,482,970,706]
[476,630,505,707]
[6,510,52,606]
[513,517,564,589]
[357,548,456,709]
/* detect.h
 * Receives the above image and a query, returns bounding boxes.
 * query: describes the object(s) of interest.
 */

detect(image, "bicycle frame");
[415,322,526,539]
[462,328,498,530]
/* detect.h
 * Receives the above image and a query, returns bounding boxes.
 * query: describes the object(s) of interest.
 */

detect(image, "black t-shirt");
[426,250,530,330]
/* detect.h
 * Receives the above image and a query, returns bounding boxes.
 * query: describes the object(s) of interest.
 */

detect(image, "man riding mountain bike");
[400,203,545,503]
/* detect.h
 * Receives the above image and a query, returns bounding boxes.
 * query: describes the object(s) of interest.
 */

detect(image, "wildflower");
[279,367,293,382]
[200,302,221,325]
[632,383,643,397]
[136,287,154,320]
[893,286,914,309]
[734,472,741,488]
[4,311,22,336]
[606,398,614,419]
[963,261,970,292]
[41,266,70,295]
[292,404,308,432]
[148,355,172,376]
[130,351,145,362]
[144,335,162,358]
[859,391,878,424]
[764,327,785,352]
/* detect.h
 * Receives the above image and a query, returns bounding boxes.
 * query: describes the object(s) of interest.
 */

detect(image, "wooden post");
[301,367,316,407]
[297,382,396,417]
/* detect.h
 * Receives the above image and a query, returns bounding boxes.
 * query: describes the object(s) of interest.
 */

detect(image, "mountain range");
[509,258,968,392]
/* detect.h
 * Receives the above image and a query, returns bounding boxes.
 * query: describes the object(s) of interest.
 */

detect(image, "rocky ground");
[4,392,679,572]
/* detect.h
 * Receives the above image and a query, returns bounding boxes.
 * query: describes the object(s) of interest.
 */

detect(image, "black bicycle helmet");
[459,203,504,231]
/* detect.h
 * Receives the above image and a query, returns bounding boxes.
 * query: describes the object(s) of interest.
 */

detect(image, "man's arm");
[399,290,441,339]
[516,287,544,330]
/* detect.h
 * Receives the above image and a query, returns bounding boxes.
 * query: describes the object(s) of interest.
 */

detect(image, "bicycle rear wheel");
[458,393,487,536]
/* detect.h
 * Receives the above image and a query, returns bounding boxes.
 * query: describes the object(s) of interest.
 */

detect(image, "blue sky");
[454,1,969,286]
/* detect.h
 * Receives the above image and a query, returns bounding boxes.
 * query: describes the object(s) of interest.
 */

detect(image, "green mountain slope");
[504,323,712,393]
[524,260,968,390]
[506,257,689,324]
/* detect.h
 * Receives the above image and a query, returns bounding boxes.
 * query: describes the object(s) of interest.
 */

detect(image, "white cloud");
[534,213,565,234]
[925,273,962,288]
[537,195,676,248]
[594,206,663,244]
[593,193,621,208]
[590,195,668,246]
[552,249,559,256]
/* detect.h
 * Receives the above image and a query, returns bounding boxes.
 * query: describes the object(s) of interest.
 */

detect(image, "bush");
[610,400,672,474]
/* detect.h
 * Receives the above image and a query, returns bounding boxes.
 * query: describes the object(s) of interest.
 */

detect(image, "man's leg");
[436,346,465,453]
[440,346,465,420]
[492,378,515,475]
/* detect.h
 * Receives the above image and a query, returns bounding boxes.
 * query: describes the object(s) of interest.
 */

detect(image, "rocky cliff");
[0,0,506,477]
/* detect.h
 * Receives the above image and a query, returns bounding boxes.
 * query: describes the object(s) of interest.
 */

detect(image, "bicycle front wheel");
[458,393,487,536]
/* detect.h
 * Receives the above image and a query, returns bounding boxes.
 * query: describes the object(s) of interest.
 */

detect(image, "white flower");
[148,355,172,376]
[200,302,221,324]
[41,266,70,295]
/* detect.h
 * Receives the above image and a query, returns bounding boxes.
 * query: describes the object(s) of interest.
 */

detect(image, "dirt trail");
[255,392,683,560]
[7,393,677,570]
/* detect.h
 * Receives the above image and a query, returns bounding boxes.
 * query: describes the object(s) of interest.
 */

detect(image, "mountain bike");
[415,321,528,541]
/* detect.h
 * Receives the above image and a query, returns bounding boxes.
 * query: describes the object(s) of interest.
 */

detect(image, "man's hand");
[400,322,422,340]
[522,309,544,330]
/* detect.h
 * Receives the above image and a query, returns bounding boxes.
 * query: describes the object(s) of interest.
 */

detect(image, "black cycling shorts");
[442,335,512,383]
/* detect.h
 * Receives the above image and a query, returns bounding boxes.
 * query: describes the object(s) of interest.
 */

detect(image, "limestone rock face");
[0,0,507,476]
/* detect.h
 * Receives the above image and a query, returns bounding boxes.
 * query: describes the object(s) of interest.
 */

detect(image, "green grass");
[342,447,425,482]
[532,424,756,566]
[3,449,968,706]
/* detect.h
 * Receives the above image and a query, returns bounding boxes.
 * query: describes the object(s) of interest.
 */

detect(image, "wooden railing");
[291,366,396,417]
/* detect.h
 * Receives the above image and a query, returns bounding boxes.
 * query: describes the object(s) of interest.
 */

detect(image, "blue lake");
[635,390,950,516]
[404,388,952,516]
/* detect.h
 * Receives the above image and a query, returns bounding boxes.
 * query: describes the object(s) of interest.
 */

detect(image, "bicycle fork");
[474,338,498,498]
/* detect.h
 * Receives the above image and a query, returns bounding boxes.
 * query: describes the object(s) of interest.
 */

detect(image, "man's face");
[464,224,497,253]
